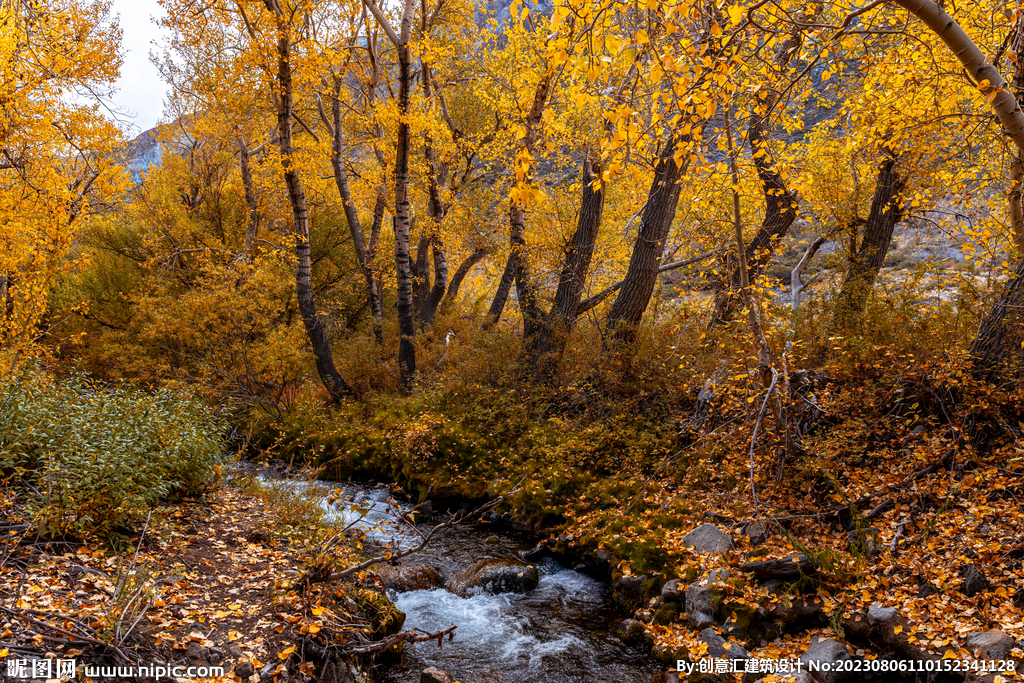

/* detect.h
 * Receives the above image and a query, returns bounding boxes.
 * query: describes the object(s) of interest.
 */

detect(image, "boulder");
[867,603,896,624]
[740,553,816,580]
[965,630,1016,660]
[741,520,768,546]
[421,668,455,683]
[661,578,684,604]
[446,558,539,596]
[616,619,654,648]
[685,569,730,629]
[799,637,851,683]
[698,627,749,661]
[375,563,443,592]
[959,565,990,596]
[683,523,734,553]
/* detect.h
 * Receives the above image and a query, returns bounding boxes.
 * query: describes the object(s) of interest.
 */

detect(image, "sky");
[108,0,170,135]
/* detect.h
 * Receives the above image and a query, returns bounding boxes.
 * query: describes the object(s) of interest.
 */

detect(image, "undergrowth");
[0,368,227,542]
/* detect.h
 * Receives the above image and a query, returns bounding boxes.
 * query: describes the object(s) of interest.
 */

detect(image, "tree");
[0,0,123,371]
[264,0,352,401]
[833,153,904,324]
[363,0,419,389]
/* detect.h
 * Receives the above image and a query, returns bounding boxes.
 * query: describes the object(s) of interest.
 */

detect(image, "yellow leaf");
[894,625,903,634]
[727,5,744,25]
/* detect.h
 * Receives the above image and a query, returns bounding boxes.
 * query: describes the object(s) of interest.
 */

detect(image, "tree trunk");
[834,154,904,322]
[416,60,451,328]
[442,247,488,313]
[604,135,689,342]
[412,231,430,318]
[511,201,550,353]
[511,74,554,356]
[970,256,1024,382]
[420,235,448,326]
[708,104,798,326]
[270,9,349,401]
[526,158,606,359]
[551,156,605,331]
[484,253,516,329]
[891,0,1024,151]
[237,137,260,258]
[725,112,793,459]
[329,75,384,341]
[891,0,1024,384]
[791,236,826,310]
[393,21,417,388]
[1009,19,1024,255]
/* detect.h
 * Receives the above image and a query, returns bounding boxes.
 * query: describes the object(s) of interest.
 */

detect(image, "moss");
[355,589,406,638]
[653,605,680,625]
[651,642,690,666]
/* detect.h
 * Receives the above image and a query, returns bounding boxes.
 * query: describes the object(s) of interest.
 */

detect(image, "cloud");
[108,0,170,134]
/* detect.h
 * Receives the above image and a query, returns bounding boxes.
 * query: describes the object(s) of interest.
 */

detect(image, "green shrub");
[0,369,227,540]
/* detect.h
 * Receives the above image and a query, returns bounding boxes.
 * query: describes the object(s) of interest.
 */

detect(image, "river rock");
[959,565,990,596]
[699,627,749,661]
[616,619,654,648]
[375,563,443,592]
[740,553,816,579]
[683,523,734,553]
[799,636,851,683]
[446,558,539,596]
[965,630,1016,660]
[867,603,896,624]
[614,573,651,611]
[685,569,730,629]
[186,641,209,666]
[421,668,455,683]
[234,662,255,680]
[661,578,684,604]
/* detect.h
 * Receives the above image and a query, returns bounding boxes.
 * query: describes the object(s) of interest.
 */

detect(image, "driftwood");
[340,624,458,656]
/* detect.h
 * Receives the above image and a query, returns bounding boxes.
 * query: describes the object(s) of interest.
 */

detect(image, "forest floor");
[0,482,406,683]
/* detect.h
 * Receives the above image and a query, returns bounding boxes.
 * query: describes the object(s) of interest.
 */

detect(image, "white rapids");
[259,477,656,683]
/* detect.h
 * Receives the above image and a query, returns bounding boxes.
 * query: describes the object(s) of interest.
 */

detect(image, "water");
[270,478,658,683]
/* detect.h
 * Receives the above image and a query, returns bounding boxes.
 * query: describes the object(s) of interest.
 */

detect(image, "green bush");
[0,369,227,540]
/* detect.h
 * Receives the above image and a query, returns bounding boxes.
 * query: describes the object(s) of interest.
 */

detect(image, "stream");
[292,479,659,683]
